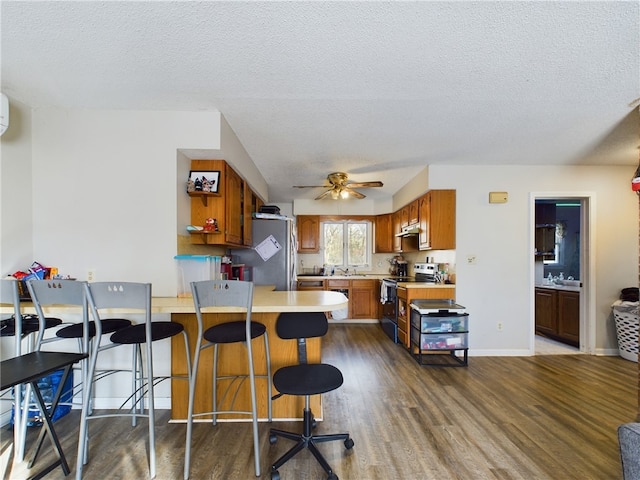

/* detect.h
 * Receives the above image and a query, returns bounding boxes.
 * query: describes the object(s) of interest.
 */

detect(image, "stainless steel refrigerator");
[231,218,297,291]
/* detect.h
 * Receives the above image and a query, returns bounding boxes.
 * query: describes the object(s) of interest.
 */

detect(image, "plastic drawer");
[411,331,469,351]
[411,312,469,333]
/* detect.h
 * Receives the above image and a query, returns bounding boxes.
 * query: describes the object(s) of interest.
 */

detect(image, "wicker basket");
[612,300,639,362]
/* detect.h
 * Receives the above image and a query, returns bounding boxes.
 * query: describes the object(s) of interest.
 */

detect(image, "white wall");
[429,164,638,355]
[0,99,36,424]
[31,108,222,296]
[1,98,34,276]
[393,166,429,210]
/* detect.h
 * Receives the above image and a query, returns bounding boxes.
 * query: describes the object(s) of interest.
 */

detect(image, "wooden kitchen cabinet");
[393,210,402,252]
[558,290,580,345]
[534,287,557,337]
[392,209,418,253]
[350,279,378,319]
[397,286,456,348]
[374,213,393,253]
[242,183,252,246]
[408,199,419,225]
[535,202,556,259]
[296,279,326,291]
[535,287,579,347]
[324,278,378,320]
[418,190,456,250]
[297,216,320,253]
[401,206,410,228]
[189,159,250,247]
[225,165,243,245]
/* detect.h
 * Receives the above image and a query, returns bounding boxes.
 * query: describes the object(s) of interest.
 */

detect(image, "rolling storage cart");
[409,299,468,367]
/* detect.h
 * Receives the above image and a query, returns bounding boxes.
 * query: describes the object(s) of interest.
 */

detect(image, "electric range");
[380,266,438,343]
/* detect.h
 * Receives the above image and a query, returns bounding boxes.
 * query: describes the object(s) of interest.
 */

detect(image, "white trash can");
[612,300,639,362]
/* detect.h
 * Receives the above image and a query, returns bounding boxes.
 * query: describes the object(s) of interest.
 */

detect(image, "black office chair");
[268,312,354,480]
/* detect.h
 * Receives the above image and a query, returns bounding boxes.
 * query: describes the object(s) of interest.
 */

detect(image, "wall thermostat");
[489,191,508,203]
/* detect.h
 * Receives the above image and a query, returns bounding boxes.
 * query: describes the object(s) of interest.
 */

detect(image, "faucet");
[335,267,349,276]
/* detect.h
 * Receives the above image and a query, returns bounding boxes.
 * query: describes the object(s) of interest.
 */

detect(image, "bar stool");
[77,281,191,480]
[184,280,272,479]
[0,278,53,461]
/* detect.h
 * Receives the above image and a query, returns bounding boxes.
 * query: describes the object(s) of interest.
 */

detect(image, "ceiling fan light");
[340,189,349,199]
[331,189,340,200]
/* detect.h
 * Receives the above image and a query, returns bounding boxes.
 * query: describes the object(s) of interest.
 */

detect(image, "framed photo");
[188,170,220,193]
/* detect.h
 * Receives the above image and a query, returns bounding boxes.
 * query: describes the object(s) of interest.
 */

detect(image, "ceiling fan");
[293,172,383,200]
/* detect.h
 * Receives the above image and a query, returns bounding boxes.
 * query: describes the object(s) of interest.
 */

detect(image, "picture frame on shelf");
[188,170,220,193]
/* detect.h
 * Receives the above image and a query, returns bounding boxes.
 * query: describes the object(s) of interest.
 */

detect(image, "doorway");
[532,195,592,355]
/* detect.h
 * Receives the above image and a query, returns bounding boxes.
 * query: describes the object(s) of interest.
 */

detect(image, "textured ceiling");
[2,1,638,202]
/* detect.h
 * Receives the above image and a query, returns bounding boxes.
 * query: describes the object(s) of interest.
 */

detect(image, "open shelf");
[188,191,221,207]
[188,230,222,244]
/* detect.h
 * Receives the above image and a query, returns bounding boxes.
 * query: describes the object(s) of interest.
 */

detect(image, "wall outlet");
[87,269,96,282]
[466,255,477,265]
[497,322,503,331]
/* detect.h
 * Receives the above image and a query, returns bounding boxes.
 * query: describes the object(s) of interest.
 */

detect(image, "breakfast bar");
[156,288,348,421]
[5,287,348,423]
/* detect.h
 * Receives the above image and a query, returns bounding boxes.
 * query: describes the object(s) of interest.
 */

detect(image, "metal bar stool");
[77,281,191,480]
[184,280,272,479]
[27,279,132,412]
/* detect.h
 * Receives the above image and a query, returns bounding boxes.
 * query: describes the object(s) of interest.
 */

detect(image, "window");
[322,221,371,270]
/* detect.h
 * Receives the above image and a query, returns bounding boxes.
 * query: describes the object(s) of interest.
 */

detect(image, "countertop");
[297,274,387,280]
[297,275,456,288]
[396,282,455,289]
[535,283,581,292]
[3,287,348,315]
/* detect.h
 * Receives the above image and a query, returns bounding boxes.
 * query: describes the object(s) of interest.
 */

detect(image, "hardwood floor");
[2,323,637,479]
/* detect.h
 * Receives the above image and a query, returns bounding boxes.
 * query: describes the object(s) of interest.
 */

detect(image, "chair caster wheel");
[269,433,278,445]
[328,474,339,480]
[271,470,280,480]
[344,437,354,449]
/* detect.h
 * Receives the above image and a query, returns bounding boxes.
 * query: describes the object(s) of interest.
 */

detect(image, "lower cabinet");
[324,278,379,320]
[535,287,579,347]
[397,287,456,349]
[350,280,378,319]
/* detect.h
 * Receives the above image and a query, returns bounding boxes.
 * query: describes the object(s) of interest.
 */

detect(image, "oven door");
[380,281,398,343]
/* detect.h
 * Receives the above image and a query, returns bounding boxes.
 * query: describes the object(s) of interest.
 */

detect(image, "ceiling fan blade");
[293,185,327,188]
[315,189,334,200]
[344,187,366,199]
[346,181,383,188]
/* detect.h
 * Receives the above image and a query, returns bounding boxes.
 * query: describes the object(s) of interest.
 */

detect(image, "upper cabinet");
[418,189,456,250]
[408,199,419,226]
[224,165,244,245]
[374,213,393,253]
[297,215,320,253]
[392,210,403,252]
[372,189,455,254]
[400,205,410,228]
[534,202,556,259]
[189,159,261,247]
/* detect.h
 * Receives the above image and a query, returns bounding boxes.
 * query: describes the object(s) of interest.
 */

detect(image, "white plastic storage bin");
[174,255,221,297]
[612,300,639,363]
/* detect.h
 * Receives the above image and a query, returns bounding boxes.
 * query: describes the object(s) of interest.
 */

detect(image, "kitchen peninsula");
[165,288,348,421]
[6,287,348,422]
